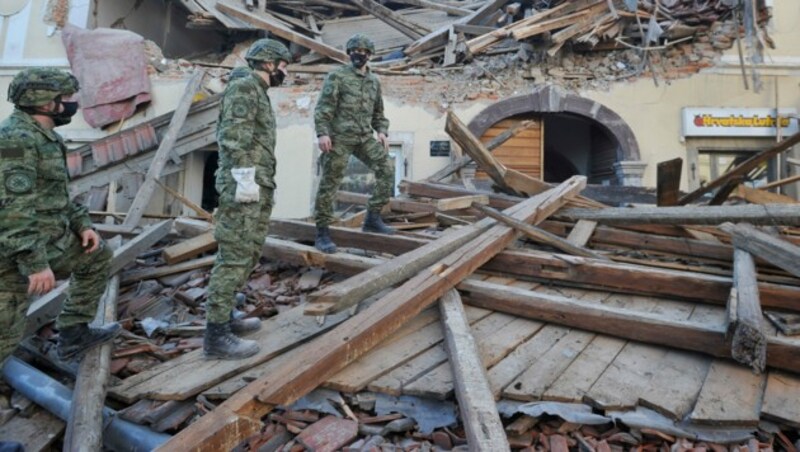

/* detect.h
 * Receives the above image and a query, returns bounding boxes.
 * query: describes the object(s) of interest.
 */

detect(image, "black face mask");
[269,70,286,87]
[350,52,368,68]
[52,101,79,126]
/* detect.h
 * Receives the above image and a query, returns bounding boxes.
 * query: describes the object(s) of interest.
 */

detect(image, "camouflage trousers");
[0,231,111,364]
[207,185,274,323]
[314,136,393,227]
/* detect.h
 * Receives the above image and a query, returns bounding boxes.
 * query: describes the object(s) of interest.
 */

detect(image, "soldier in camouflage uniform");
[204,39,291,360]
[0,68,120,365]
[313,33,396,254]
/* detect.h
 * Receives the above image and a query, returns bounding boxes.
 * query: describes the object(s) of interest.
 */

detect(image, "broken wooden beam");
[727,249,767,373]
[305,177,585,315]
[471,202,608,260]
[162,231,217,265]
[154,178,583,451]
[458,279,800,374]
[557,204,800,226]
[656,158,682,206]
[679,131,800,205]
[348,0,431,39]
[427,119,536,182]
[268,219,800,311]
[405,0,507,56]
[123,70,204,229]
[720,222,800,278]
[439,289,508,451]
[217,2,348,63]
[64,273,120,450]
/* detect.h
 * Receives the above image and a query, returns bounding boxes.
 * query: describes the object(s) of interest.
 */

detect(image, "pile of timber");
[175,0,768,71]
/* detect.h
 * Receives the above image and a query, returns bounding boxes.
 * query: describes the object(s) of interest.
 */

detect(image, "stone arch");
[467,85,644,184]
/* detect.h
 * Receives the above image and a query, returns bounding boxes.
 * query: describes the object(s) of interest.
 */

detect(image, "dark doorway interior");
[543,114,620,185]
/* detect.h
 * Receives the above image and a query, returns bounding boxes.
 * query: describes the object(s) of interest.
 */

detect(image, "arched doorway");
[468,85,646,186]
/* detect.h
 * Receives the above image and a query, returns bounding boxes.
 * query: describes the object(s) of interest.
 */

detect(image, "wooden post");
[656,158,682,206]
[727,249,767,372]
[348,0,431,39]
[557,204,800,226]
[63,274,120,450]
[439,289,509,451]
[122,70,204,229]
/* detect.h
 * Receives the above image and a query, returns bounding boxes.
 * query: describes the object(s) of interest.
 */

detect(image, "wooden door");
[476,116,543,180]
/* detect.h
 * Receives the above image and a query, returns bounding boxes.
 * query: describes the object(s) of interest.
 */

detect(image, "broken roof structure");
[1,0,800,450]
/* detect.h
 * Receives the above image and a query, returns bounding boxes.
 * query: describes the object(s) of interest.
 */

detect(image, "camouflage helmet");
[227,66,252,82]
[245,38,291,69]
[346,33,375,54]
[7,67,79,107]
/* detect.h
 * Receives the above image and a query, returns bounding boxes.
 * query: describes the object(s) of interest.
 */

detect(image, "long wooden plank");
[689,360,765,426]
[266,220,800,312]
[162,231,217,265]
[305,176,585,315]
[154,178,585,451]
[123,70,204,229]
[24,220,172,335]
[404,0,507,56]
[558,204,800,226]
[761,370,800,427]
[120,255,215,284]
[217,1,348,63]
[679,131,800,205]
[728,248,767,372]
[109,304,356,403]
[64,274,119,451]
[457,279,800,374]
[721,222,800,278]
[472,202,608,260]
[435,289,509,451]
[566,220,597,247]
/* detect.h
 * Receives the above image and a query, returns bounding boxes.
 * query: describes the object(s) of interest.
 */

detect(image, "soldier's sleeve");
[217,81,260,168]
[66,201,93,234]
[371,80,390,135]
[0,139,49,276]
[314,72,339,137]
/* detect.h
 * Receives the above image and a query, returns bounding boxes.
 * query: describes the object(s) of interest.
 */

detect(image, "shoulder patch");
[231,102,250,119]
[0,148,24,159]
[3,169,34,194]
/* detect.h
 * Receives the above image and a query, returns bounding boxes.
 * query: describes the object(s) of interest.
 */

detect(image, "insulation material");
[61,24,151,128]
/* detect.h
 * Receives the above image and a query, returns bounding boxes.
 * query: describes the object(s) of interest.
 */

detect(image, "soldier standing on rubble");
[0,68,121,366]
[204,38,291,360]
[313,33,396,254]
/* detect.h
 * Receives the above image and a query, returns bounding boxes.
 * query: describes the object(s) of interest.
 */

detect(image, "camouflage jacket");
[314,65,389,143]
[216,71,276,189]
[0,110,93,275]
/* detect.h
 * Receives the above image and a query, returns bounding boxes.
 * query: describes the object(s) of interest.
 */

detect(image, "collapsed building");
[0,0,799,450]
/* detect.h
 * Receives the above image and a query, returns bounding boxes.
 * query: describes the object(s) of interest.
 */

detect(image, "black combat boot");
[362,210,395,235]
[230,311,261,336]
[204,322,260,360]
[57,322,122,361]
[315,226,337,254]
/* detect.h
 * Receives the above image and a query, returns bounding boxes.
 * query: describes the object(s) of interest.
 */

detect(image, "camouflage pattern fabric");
[314,139,393,227]
[314,64,392,227]
[7,67,79,107]
[206,71,277,323]
[0,109,110,364]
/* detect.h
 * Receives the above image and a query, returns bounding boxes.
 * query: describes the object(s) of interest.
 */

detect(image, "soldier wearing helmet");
[0,67,120,365]
[204,38,291,360]
[313,33,394,254]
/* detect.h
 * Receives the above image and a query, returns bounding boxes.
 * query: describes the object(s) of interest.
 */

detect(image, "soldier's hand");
[377,133,389,151]
[28,268,56,296]
[318,135,332,153]
[80,229,101,254]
